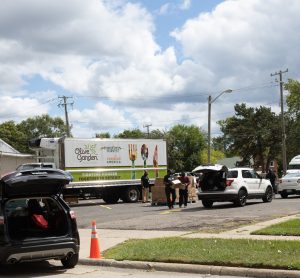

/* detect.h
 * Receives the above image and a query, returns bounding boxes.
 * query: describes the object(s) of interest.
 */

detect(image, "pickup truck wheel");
[202,200,213,208]
[122,187,140,203]
[280,191,289,199]
[103,193,119,204]
[262,186,273,202]
[234,189,247,207]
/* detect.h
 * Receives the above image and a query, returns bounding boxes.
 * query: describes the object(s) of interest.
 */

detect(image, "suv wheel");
[262,186,273,202]
[61,253,79,268]
[280,191,289,199]
[234,189,247,207]
[202,200,213,208]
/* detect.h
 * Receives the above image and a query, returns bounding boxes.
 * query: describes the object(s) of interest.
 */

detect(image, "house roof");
[0,139,33,157]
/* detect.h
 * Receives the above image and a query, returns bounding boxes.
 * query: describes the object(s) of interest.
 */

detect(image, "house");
[0,139,35,177]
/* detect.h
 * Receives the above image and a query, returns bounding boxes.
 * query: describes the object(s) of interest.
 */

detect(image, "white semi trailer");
[29,137,167,203]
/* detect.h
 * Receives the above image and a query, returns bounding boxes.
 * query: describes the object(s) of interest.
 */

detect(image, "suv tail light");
[69,210,76,219]
[226,179,234,187]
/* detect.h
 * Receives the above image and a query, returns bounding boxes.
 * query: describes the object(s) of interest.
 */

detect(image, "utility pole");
[58,96,74,137]
[207,89,233,164]
[143,123,152,138]
[271,68,288,174]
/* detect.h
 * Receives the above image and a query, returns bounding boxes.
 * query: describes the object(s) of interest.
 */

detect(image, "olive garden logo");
[74,144,99,162]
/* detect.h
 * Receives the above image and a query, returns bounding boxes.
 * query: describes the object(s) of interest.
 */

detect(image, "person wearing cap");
[178,172,190,208]
[164,169,176,209]
[141,170,150,203]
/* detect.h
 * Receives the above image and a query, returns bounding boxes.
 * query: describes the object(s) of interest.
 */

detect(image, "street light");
[208,89,233,164]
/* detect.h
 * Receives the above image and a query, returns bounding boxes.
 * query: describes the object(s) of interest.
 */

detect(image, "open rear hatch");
[192,164,228,191]
[1,169,72,197]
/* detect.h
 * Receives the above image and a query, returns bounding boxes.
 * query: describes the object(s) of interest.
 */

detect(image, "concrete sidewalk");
[78,213,300,277]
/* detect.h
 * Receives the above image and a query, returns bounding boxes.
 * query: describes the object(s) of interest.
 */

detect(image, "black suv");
[0,169,80,267]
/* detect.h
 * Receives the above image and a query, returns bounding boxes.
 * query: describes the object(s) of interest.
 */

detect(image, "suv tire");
[61,253,79,268]
[280,191,289,199]
[234,189,247,207]
[262,186,273,202]
[202,200,214,208]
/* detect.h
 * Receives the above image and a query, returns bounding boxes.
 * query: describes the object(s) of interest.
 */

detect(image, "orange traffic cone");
[89,220,101,259]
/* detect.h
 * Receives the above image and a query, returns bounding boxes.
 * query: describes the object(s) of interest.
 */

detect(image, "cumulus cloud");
[0,96,51,121]
[0,0,299,137]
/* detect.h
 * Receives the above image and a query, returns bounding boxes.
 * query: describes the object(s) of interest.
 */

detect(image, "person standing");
[178,172,190,208]
[141,170,150,203]
[266,168,277,194]
[164,169,176,209]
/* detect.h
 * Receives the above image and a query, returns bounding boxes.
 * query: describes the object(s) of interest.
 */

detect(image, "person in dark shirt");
[266,168,277,194]
[141,170,150,203]
[178,172,190,208]
[164,169,176,209]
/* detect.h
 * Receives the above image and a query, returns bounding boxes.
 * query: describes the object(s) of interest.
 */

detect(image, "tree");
[114,128,145,139]
[200,148,225,165]
[165,124,206,172]
[219,104,281,172]
[0,121,28,153]
[284,79,300,160]
[96,132,110,138]
[18,114,68,141]
[0,115,67,153]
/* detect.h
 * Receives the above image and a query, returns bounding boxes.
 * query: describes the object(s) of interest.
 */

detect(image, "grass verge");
[104,237,300,270]
[251,219,300,236]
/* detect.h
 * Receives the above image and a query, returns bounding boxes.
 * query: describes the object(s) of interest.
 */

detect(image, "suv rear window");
[228,171,238,178]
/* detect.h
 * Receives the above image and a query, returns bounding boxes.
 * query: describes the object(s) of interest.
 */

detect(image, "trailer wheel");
[102,193,119,204]
[122,187,140,203]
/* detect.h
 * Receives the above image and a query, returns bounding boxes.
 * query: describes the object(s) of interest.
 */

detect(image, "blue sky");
[0,0,298,138]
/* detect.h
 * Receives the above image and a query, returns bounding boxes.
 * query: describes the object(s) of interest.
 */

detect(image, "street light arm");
[210,89,233,104]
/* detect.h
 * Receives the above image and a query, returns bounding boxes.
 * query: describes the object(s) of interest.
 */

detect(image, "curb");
[79,258,300,278]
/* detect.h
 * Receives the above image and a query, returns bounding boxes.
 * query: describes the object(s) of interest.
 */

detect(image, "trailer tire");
[102,193,119,204]
[122,187,140,203]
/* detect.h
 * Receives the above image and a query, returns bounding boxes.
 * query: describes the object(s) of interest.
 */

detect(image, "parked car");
[278,172,300,198]
[0,169,80,267]
[193,165,273,208]
[16,162,56,171]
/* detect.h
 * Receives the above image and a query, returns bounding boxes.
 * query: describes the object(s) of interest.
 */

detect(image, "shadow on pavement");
[0,261,66,277]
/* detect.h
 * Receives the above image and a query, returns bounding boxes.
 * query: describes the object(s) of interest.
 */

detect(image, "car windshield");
[283,173,300,178]
[17,164,40,171]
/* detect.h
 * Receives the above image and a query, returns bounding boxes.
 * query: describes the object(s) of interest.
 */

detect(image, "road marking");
[99,205,112,210]
[160,209,182,214]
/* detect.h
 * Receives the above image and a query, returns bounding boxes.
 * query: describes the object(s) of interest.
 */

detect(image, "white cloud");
[69,102,132,133]
[0,96,51,120]
[0,0,299,138]
[179,0,191,10]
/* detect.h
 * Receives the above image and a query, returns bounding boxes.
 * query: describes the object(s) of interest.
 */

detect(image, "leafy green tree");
[18,114,68,141]
[0,121,28,153]
[219,104,281,172]
[284,79,300,160]
[200,148,225,165]
[0,115,67,153]
[114,128,144,138]
[165,124,206,172]
[96,132,110,138]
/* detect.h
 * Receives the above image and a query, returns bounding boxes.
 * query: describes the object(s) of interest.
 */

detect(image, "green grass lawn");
[251,219,300,236]
[104,237,300,270]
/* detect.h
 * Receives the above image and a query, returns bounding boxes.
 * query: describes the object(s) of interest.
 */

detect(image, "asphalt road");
[72,194,300,231]
[0,261,246,278]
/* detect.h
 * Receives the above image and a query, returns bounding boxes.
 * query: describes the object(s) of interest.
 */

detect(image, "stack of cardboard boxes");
[151,176,197,205]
